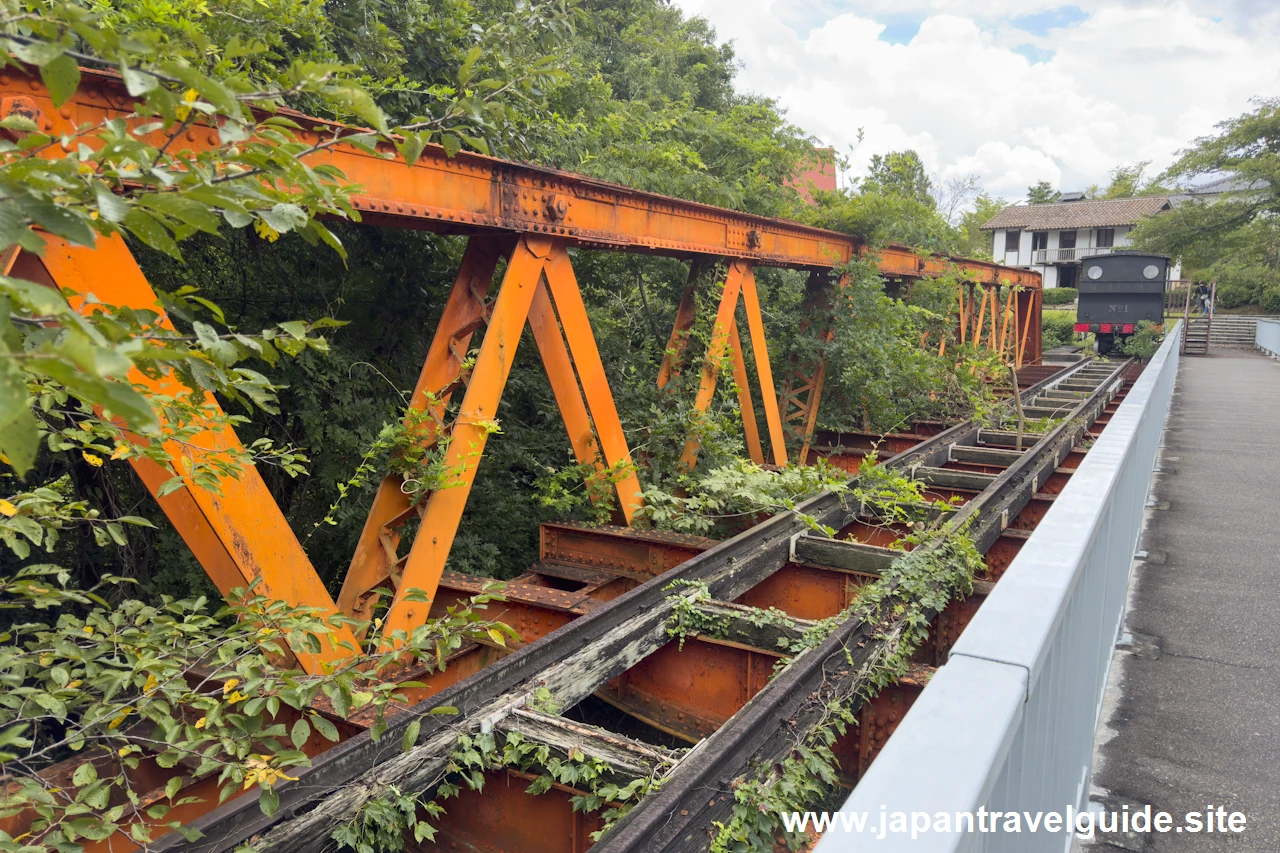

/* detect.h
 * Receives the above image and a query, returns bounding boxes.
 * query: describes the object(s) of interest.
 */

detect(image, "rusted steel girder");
[26,230,649,665]
[157,360,1114,853]
[2,68,1038,282]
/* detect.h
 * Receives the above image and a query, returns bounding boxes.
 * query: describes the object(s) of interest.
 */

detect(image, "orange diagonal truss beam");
[669,260,788,471]
[32,231,643,649]
[0,67,1040,650]
[361,236,644,641]
[31,234,360,673]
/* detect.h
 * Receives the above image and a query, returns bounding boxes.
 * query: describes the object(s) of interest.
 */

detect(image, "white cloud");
[674,0,1280,200]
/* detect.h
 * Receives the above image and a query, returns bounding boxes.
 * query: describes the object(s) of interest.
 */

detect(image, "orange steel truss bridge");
[0,68,1047,852]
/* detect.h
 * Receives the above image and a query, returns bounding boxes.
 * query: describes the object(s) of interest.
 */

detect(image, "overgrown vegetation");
[0,1,1043,849]
[0,565,517,847]
[0,0,1024,601]
[691,458,985,852]
[1042,311,1079,350]
[333,699,681,852]
[1119,320,1164,360]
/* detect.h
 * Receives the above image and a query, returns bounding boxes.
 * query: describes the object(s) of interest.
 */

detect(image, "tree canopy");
[0,4,1028,847]
[1134,98,1280,309]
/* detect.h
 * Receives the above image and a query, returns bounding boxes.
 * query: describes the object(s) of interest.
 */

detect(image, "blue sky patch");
[1011,6,1088,36]
[1012,44,1056,64]
[878,15,924,45]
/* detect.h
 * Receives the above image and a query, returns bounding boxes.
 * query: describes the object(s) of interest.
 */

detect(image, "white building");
[980,196,1177,288]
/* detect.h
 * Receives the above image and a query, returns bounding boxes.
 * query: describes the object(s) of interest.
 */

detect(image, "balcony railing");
[1033,245,1115,264]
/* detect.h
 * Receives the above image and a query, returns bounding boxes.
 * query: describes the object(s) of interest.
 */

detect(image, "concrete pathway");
[1082,349,1280,852]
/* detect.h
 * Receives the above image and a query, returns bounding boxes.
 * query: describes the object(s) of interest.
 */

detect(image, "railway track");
[168,357,1140,853]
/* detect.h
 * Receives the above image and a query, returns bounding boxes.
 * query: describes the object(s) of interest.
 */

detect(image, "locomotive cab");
[1073,251,1169,355]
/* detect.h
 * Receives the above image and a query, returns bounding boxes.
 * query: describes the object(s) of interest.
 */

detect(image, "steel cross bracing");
[151,357,1140,853]
[2,67,1048,849]
[2,67,1040,657]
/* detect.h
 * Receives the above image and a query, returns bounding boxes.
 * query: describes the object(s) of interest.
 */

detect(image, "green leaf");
[458,46,482,88]
[401,719,420,752]
[441,133,462,159]
[165,776,183,800]
[290,718,310,749]
[259,204,307,235]
[278,320,307,339]
[41,53,81,109]
[156,476,186,497]
[72,761,97,787]
[0,114,38,134]
[0,200,30,250]
[18,197,96,247]
[309,713,339,742]
[122,209,181,259]
[0,359,38,476]
[460,134,490,156]
[323,85,388,134]
[397,132,426,167]
[94,184,131,224]
[139,194,221,235]
[120,64,158,97]
[11,41,66,67]
[258,785,279,817]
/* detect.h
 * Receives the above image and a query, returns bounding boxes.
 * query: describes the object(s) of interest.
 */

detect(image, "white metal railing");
[1259,319,1280,359]
[1033,246,1114,264]
[815,323,1182,853]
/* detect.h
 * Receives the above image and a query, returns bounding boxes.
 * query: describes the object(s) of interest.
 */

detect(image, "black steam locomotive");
[1072,251,1169,355]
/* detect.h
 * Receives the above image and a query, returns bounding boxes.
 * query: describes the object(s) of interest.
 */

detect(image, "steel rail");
[593,358,1134,853]
[1,67,1037,283]
[160,364,1089,853]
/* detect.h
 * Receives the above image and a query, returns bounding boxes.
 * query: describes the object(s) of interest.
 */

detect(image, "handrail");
[1180,283,1193,354]
[1206,279,1218,347]
[1257,318,1280,359]
[1033,246,1113,264]
[815,324,1182,852]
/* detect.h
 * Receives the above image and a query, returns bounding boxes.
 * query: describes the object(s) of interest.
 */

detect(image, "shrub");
[1120,321,1163,359]
[1042,313,1078,349]
[1214,282,1252,310]
[1042,287,1078,305]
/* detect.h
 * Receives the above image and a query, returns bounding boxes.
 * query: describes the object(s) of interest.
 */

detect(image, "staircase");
[1182,316,1210,355]
[1209,314,1280,348]
[1181,314,1280,355]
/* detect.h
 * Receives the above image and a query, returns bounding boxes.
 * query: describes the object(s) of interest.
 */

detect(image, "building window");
[1096,228,1115,248]
[1059,230,1077,249]
[1031,231,1049,251]
[1004,230,1020,256]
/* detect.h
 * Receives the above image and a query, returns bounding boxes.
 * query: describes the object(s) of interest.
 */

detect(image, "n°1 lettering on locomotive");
[1108,304,1130,312]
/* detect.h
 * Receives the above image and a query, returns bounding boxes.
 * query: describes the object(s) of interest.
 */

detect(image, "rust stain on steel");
[429,768,606,853]
[2,67,1037,285]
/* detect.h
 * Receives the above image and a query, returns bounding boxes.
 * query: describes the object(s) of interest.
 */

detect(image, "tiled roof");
[980,196,1172,230]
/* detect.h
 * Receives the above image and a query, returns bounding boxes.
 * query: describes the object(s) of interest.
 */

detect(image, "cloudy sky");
[672,0,1280,201]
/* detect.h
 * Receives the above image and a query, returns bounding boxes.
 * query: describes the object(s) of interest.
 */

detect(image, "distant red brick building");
[790,147,837,203]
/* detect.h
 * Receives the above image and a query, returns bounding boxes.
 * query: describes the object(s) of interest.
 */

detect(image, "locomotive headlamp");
[1087,265,1103,279]
[1143,264,1160,279]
